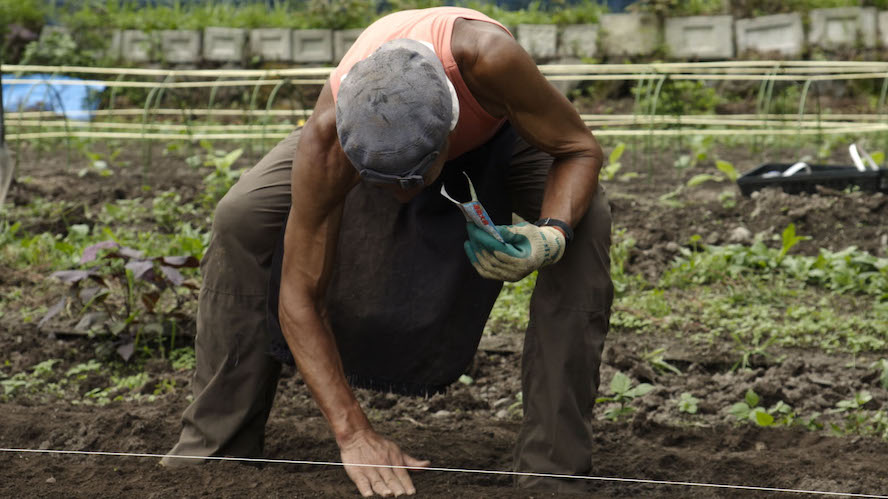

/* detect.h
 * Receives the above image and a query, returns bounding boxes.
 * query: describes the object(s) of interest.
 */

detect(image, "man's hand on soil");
[338,428,430,497]
[463,222,565,282]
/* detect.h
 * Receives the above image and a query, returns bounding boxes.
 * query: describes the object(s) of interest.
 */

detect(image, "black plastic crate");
[737,163,888,196]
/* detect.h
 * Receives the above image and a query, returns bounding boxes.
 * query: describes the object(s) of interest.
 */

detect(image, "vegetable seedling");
[596,372,654,421]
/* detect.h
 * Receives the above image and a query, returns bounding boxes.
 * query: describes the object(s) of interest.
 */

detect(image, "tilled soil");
[2,338,888,498]
[1,140,887,497]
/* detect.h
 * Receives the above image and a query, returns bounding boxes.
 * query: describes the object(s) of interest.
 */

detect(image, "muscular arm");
[278,83,428,497]
[278,83,366,441]
[456,20,604,228]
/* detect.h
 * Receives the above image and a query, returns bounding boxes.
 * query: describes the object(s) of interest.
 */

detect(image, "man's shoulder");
[292,83,358,191]
[452,17,514,61]
[453,19,524,77]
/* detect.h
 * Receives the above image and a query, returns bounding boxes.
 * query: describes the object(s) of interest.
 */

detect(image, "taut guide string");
[1,447,886,498]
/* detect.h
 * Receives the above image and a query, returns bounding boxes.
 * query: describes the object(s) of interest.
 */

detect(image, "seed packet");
[440,172,505,243]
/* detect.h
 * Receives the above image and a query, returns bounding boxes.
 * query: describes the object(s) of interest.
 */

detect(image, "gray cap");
[336,39,453,188]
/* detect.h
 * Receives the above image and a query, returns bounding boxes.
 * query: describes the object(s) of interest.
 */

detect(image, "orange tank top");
[330,7,511,160]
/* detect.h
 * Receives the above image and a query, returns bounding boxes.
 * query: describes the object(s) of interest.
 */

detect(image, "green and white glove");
[463,222,566,282]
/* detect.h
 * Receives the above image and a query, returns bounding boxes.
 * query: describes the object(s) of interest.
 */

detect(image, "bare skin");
[278,18,603,497]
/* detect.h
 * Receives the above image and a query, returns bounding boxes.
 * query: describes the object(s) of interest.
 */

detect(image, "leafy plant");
[66,360,103,378]
[463,0,604,27]
[731,331,780,371]
[677,392,699,414]
[871,359,888,390]
[658,186,685,208]
[687,159,739,193]
[609,230,645,297]
[41,240,199,361]
[600,143,626,181]
[0,359,62,398]
[20,30,92,67]
[596,372,654,421]
[778,223,809,262]
[674,136,715,170]
[643,347,682,375]
[485,271,537,334]
[152,191,200,233]
[170,347,196,371]
[635,81,720,118]
[729,389,795,427]
[660,224,888,300]
[686,173,723,187]
[718,190,737,210]
[830,391,875,436]
[201,148,245,209]
[715,160,739,182]
[0,0,46,61]
[632,0,727,17]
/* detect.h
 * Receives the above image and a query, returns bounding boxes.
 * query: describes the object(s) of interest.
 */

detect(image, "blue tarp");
[1,74,106,121]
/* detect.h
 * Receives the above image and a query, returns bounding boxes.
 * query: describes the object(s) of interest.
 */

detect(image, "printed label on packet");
[440,172,505,243]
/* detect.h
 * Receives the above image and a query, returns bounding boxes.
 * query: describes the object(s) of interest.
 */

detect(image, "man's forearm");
[279,297,370,442]
[539,149,603,228]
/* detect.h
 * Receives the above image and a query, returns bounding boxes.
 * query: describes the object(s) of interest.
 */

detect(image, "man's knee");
[536,186,613,312]
[212,190,253,238]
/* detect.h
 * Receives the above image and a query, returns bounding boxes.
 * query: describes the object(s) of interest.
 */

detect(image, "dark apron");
[267,125,516,395]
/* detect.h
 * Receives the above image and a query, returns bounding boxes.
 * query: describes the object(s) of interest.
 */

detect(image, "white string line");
[1,448,885,498]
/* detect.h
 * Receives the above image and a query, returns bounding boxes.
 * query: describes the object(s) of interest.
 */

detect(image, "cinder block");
[878,11,888,48]
[203,27,246,63]
[108,30,123,61]
[250,28,292,62]
[665,15,734,60]
[292,29,333,63]
[735,13,804,57]
[160,30,201,64]
[600,13,661,57]
[333,29,364,62]
[121,30,155,63]
[517,24,557,60]
[558,24,599,58]
[809,7,877,49]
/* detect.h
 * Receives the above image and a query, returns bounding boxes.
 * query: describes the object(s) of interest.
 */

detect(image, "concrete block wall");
[120,30,155,63]
[559,24,598,58]
[101,9,888,67]
[735,13,804,58]
[517,24,558,60]
[600,13,661,57]
[160,30,201,64]
[808,7,877,49]
[665,15,734,59]
[204,27,246,63]
[293,29,334,63]
[880,12,888,49]
[250,28,292,62]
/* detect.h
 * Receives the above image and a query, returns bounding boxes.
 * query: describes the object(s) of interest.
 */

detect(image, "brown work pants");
[163,127,614,492]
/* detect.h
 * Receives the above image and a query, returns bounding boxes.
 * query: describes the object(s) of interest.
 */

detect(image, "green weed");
[596,372,654,421]
[677,392,700,414]
[829,392,888,439]
[200,148,245,209]
[870,359,888,390]
[170,347,196,372]
[600,143,626,182]
[643,348,682,375]
[729,389,796,427]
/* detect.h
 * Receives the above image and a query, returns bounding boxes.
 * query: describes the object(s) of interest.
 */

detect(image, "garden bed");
[1,138,887,497]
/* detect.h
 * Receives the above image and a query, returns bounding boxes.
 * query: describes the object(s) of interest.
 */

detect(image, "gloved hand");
[463,222,566,282]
